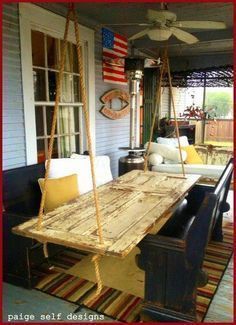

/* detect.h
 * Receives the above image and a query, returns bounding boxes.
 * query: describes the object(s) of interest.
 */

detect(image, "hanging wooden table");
[12,170,200,258]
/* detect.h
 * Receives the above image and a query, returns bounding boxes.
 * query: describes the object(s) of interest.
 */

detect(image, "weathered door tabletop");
[12,170,200,258]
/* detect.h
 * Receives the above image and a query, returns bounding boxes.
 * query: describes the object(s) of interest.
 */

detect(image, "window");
[170,87,204,119]
[166,86,233,146]
[204,87,233,146]
[19,3,95,165]
[32,30,82,162]
[205,87,233,119]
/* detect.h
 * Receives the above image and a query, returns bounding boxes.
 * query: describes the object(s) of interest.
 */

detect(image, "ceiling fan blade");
[103,23,152,27]
[128,29,149,41]
[170,20,226,29]
[170,27,199,44]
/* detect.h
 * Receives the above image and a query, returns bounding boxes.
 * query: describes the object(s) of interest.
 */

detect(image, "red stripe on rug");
[45,274,74,294]
[63,278,88,299]
[120,297,142,321]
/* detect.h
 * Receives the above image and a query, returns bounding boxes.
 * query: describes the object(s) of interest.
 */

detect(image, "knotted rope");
[144,50,167,172]
[91,254,102,293]
[71,7,103,298]
[71,8,104,246]
[166,56,185,176]
[37,4,103,298]
[143,49,185,176]
[37,8,71,231]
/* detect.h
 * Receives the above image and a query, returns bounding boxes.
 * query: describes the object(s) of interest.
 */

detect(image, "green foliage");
[205,91,233,118]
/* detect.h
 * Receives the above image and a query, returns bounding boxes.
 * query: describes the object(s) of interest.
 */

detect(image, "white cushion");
[157,136,189,147]
[152,163,225,178]
[47,156,113,195]
[164,158,178,164]
[145,142,187,163]
[70,153,88,159]
[148,153,163,165]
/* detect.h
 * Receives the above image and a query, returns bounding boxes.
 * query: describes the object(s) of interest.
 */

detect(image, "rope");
[71,8,104,297]
[143,51,167,172]
[143,49,185,177]
[37,9,71,230]
[36,5,104,295]
[83,254,103,305]
[166,56,185,177]
[71,8,104,245]
[92,254,103,295]
[43,242,49,258]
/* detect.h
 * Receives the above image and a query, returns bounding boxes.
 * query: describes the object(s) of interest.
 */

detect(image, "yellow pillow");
[38,174,79,213]
[181,145,203,164]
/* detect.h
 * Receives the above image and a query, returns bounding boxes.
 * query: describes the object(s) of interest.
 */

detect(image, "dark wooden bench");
[136,157,233,322]
[3,163,63,288]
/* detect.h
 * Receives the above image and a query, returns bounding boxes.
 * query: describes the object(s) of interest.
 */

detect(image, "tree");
[205,90,233,118]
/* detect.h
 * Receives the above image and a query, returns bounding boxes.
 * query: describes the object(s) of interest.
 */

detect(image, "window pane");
[73,75,81,102]
[73,107,80,132]
[35,106,44,136]
[46,106,57,136]
[61,41,73,72]
[71,134,80,154]
[52,137,58,158]
[33,69,46,101]
[37,139,46,163]
[32,30,45,67]
[48,71,57,101]
[47,36,58,69]
[75,134,80,153]
[59,107,69,134]
[59,136,70,157]
[72,43,78,73]
[61,74,73,102]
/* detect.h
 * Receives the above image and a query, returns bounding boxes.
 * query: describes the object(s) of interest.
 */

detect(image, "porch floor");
[3,255,233,322]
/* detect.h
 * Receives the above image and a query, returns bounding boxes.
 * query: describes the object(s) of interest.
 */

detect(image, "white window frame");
[19,3,95,165]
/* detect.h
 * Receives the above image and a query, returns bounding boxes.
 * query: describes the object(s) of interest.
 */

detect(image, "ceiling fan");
[106,4,227,44]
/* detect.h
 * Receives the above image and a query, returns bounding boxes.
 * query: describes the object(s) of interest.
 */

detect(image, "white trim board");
[19,3,95,164]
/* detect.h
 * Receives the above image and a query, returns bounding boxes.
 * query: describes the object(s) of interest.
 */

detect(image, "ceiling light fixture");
[148,28,172,41]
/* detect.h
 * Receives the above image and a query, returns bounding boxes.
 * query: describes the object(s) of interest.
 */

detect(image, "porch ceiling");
[70,2,233,58]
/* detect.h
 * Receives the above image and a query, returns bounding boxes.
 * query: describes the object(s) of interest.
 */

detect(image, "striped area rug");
[32,249,88,277]
[35,222,233,322]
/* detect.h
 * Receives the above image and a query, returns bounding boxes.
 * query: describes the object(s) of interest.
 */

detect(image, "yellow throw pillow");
[181,145,203,164]
[38,174,79,213]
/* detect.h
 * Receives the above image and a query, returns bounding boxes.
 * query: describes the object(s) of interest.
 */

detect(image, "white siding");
[3,3,26,170]
[94,31,130,178]
[170,88,188,118]
[160,87,170,118]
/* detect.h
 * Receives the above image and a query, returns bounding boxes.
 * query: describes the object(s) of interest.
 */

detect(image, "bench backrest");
[3,163,45,216]
[186,158,233,268]
[185,192,217,268]
[211,157,233,229]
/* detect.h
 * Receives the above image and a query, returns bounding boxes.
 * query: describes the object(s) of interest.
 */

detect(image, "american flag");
[102,28,128,85]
